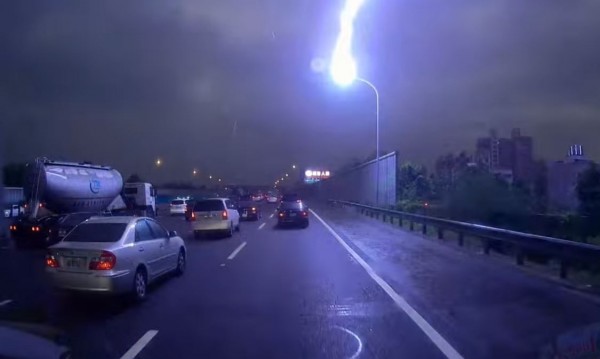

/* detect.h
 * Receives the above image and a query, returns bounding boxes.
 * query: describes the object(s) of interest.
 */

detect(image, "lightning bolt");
[330,0,366,85]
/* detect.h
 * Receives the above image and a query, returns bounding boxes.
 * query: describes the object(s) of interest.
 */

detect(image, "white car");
[46,216,186,301]
[169,198,189,216]
[190,198,240,238]
[266,194,278,203]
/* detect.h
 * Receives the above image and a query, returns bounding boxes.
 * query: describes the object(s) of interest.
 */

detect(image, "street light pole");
[356,77,380,206]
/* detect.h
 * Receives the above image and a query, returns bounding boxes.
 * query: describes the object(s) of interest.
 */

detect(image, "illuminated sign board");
[304,169,331,183]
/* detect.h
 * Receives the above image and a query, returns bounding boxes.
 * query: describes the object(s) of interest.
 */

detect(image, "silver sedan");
[46,216,186,300]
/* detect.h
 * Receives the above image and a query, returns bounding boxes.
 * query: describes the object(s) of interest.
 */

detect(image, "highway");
[1,201,600,358]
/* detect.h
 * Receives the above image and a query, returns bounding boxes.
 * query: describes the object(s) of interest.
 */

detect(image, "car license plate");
[290,212,297,217]
[64,256,85,269]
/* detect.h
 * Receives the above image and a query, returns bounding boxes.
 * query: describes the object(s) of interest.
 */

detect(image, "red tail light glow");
[89,251,117,270]
[31,226,40,232]
[191,212,196,221]
[222,210,228,220]
[45,254,60,268]
[278,212,284,217]
[251,207,256,212]
[301,211,308,217]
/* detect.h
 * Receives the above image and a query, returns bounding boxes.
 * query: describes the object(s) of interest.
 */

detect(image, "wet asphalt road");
[0,201,599,358]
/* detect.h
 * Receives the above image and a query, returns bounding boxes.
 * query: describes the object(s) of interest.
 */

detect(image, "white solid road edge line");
[269,213,274,219]
[310,209,464,359]
[258,222,266,230]
[120,330,159,359]
[0,299,13,307]
[227,241,248,260]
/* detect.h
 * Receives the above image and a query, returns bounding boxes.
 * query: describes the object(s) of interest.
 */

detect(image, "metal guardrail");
[330,199,600,279]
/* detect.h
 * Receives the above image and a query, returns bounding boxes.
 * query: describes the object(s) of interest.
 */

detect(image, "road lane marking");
[227,241,247,260]
[258,222,266,230]
[0,299,12,307]
[120,330,158,359]
[269,213,274,219]
[310,209,464,359]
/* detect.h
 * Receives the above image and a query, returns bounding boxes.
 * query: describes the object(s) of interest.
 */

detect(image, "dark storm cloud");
[2,0,600,184]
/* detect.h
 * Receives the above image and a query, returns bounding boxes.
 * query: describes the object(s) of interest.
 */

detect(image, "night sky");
[2,1,600,184]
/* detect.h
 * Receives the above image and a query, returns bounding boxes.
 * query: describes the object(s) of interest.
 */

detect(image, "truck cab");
[122,182,157,217]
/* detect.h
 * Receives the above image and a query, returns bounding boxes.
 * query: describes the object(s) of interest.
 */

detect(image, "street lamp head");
[155,158,162,166]
[292,164,296,169]
[330,54,357,87]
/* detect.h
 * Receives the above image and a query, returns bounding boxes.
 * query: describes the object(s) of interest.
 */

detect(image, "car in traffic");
[184,199,196,221]
[11,215,66,248]
[280,193,301,203]
[277,201,309,228]
[237,195,261,221]
[190,198,240,238]
[170,197,190,216]
[265,192,279,203]
[46,216,186,301]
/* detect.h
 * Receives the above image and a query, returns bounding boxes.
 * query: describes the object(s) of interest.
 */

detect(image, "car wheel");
[175,249,186,276]
[133,268,148,301]
[302,221,309,228]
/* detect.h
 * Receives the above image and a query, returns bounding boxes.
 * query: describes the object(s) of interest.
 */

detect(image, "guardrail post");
[458,232,464,246]
[483,239,491,255]
[409,221,414,231]
[422,222,427,235]
[516,250,524,266]
[559,261,569,279]
[437,228,444,240]
[398,216,403,227]
[382,214,387,223]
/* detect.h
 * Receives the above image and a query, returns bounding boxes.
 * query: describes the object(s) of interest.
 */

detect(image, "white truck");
[122,182,158,217]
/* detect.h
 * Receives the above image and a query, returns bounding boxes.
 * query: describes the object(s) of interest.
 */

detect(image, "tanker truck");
[24,158,157,218]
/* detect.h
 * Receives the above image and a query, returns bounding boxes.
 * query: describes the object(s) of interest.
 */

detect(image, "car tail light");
[45,254,60,268]
[89,251,116,270]
[301,211,308,217]
[32,226,40,232]
[251,207,256,212]
[191,212,196,221]
[278,212,284,217]
[9,225,16,231]
[222,210,228,220]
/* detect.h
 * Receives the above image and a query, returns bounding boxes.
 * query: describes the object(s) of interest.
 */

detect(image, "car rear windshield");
[171,200,185,205]
[194,200,224,212]
[64,223,127,242]
[281,194,299,201]
[279,202,304,210]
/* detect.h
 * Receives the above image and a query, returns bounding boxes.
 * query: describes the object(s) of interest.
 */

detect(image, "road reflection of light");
[334,326,363,359]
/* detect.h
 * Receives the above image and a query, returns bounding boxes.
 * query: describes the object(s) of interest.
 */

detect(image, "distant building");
[547,145,593,212]
[475,128,534,184]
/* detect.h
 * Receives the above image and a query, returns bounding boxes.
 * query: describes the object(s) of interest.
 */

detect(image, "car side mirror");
[168,230,178,238]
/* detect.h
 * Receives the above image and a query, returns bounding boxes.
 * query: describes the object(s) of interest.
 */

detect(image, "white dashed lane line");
[258,222,266,230]
[120,330,159,359]
[227,242,247,260]
[0,299,12,307]
[269,214,274,219]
